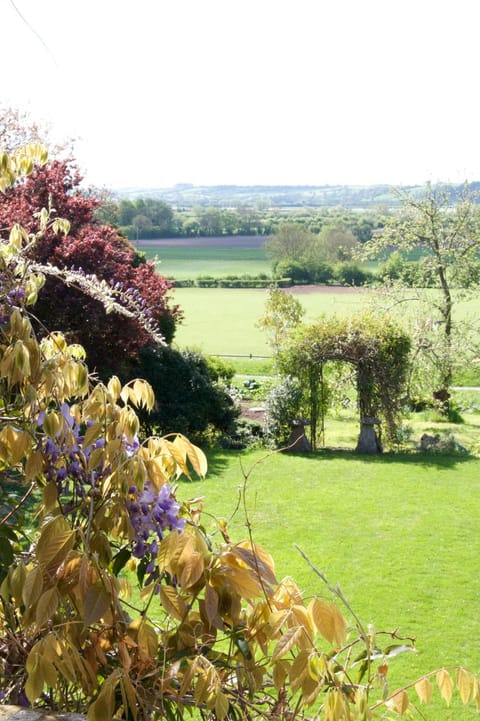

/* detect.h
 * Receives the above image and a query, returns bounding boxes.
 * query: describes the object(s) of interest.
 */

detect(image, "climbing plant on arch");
[278,314,411,452]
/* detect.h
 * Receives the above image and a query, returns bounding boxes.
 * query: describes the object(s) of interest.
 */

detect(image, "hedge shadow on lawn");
[302,448,478,469]
[178,448,232,482]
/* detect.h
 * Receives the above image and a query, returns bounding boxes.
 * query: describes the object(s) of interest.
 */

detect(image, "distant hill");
[112,182,480,209]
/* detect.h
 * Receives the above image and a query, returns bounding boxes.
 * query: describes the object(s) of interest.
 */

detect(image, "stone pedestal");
[286,418,311,452]
[356,417,382,454]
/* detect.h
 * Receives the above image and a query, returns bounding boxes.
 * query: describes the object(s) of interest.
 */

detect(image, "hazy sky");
[2,0,478,190]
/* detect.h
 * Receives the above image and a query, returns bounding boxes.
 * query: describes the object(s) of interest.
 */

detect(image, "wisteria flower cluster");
[0,280,25,325]
[38,403,107,517]
[126,482,185,583]
[30,262,165,345]
[38,403,186,567]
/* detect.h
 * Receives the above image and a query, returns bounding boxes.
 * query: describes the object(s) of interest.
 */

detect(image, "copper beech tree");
[0,144,479,721]
[0,157,180,375]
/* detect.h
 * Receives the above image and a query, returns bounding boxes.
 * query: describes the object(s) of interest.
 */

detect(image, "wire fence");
[211,354,272,360]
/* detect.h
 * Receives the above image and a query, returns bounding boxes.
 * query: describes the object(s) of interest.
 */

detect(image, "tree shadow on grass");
[298,447,479,469]
[177,446,232,484]
[176,446,479,484]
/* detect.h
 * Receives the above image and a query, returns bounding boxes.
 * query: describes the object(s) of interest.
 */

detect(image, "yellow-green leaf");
[273,659,290,691]
[25,449,44,480]
[456,667,472,704]
[204,583,219,627]
[289,649,309,693]
[415,677,433,704]
[36,587,60,628]
[88,683,115,721]
[179,552,205,589]
[39,655,58,688]
[36,516,75,569]
[137,620,158,659]
[215,691,229,720]
[83,422,103,450]
[159,584,187,622]
[309,598,347,647]
[107,376,122,400]
[84,585,111,626]
[25,653,44,702]
[389,689,409,715]
[22,566,44,608]
[437,668,454,705]
[272,626,302,661]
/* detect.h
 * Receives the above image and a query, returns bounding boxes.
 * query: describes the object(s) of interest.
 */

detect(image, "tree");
[0,158,180,376]
[132,213,153,239]
[256,285,305,353]
[363,183,480,412]
[317,225,360,263]
[264,222,317,268]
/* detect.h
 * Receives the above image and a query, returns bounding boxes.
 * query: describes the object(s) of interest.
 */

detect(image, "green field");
[173,287,366,356]
[176,447,480,721]
[139,243,271,278]
[171,286,480,384]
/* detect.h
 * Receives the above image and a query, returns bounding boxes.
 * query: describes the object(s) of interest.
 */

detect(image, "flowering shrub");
[0,144,479,721]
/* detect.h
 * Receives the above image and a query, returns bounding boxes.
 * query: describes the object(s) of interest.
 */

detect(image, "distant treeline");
[96,197,383,242]
[107,181,480,210]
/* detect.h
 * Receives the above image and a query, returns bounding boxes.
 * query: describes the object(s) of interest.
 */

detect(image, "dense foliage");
[265,224,374,287]
[0,159,180,376]
[99,196,382,244]
[128,345,239,440]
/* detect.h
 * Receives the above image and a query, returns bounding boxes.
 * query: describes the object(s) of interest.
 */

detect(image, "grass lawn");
[177,447,480,720]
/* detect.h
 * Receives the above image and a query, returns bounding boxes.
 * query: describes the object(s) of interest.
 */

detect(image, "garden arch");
[280,315,411,452]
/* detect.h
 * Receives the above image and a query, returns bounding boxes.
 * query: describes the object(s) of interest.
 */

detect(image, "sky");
[2,0,479,191]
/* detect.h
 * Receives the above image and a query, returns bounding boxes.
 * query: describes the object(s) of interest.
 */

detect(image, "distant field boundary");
[212,353,272,359]
[137,235,267,248]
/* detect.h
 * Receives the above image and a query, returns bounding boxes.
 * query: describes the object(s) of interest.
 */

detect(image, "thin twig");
[0,481,35,527]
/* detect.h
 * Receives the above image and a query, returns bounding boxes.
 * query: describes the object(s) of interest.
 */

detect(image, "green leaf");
[112,547,131,576]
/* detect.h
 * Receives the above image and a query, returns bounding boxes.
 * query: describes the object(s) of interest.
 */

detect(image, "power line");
[9,0,58,67]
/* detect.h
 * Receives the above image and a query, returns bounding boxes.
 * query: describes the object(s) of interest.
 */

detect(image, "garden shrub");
[332,261,374,286]
[264,375,304,445]
[218,417,264,449]
[127,345,239,440]
[205,354,236,384]
[274,259,313,283]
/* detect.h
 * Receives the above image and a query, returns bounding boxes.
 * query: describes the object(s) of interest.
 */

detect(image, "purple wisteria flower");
[126,482,185,560]
[37,404,108,512]
[37,405,185,580]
